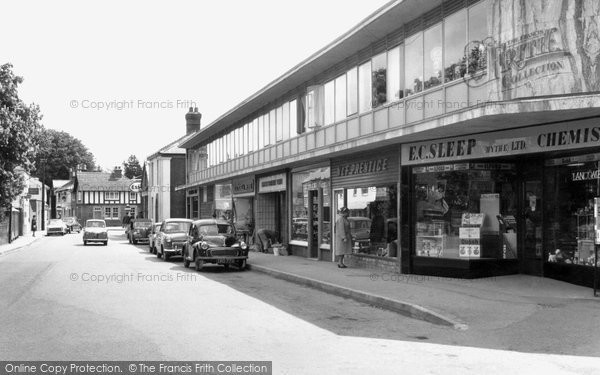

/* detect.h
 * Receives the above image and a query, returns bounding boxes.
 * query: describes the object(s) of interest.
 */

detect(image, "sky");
[1,0,392,171]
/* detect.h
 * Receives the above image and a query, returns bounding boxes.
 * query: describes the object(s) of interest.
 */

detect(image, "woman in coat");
[31,215,37,237]
[335,207,352,268]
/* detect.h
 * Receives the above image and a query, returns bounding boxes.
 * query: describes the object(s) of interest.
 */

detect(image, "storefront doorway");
[520,172,544,276]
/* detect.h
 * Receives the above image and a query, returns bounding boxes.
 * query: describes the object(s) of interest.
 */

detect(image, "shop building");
[178,0,600,287]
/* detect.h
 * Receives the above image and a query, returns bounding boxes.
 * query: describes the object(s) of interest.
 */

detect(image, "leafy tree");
[31,128,96,186]
[0,63,43,215]
[122,155,142,179]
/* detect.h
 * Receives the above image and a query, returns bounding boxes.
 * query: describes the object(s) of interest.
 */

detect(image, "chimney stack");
[112,166,122,179]
[185,106,202,134]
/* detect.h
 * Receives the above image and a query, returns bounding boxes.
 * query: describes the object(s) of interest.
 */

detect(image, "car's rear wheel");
[157,248,162,258]
[195,258,204,271]
[83,241,87,246]
[237,259,247,271]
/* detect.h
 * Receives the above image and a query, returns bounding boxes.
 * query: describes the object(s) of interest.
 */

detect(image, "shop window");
[424,24,443,90]
[346,67,358,116]
[269,109,277,145]
[413,163,517,260]
[545,159,600,267]
[387,45,402,102]
[371,52,387,108]
[358,61,372,114]
[233,197,254,242]
[282,102,290,141]
[324,80,335,126]
[467,0,489,75]
[214,184,233,221]
[335,74,346,122]
[344,185,398,257]
[258,116,264,149]
[444,9,467,83]
[291,167,331,243]
[404,32,424,96]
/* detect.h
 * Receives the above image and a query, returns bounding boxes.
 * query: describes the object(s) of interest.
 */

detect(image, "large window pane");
[258,116,264,149]
[269,109,276,145]
[358,61,372,113]
[468,0,489,75]
[371,52,387,108]
[346,67,358,116]
[387,46,402,102]
[334,74,346,122]
[444,10,467,83]
[324,80,335,125]
[263,113,270,147]
[289,99,297,137]
[276,106,283,142]
[404,33,423,96]
[424,24,442,90]
[282,102,290,141]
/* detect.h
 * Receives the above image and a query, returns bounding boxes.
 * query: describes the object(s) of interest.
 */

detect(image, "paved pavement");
[247,252,600,332]
[0,232,45,257]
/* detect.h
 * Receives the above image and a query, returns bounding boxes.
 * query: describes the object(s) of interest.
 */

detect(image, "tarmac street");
[1,231,600,375]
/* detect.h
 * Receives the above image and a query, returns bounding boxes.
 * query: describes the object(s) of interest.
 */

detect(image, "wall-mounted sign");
[129,181,141,193]
[259,173,286,193]
[402,119,600,165]
[233,177,255,196]
[332,158,389,177]
[28,188,40,196]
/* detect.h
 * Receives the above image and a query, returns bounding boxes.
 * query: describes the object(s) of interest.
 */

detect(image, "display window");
[233,197,253,243]
[214,183,233,221]
[340,185,398,257]
[412,163,517,259]
[545,156,600,267]
[291,167,330,244]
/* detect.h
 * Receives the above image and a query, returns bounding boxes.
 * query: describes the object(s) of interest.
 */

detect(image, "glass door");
[521,179,543,275]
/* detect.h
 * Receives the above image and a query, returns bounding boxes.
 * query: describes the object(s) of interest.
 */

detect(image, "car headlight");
[200,242,209,250]
[165,237,172,243]
[134,230,140,234]
[240,241,248,250]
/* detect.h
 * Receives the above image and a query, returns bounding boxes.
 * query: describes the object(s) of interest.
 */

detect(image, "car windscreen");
[49,220,63,225]
[198,224,234,236]
[162,222,191,233]
[133,222,152,228]
[86,221,106,228]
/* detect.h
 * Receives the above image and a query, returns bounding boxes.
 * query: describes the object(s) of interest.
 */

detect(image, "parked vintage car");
[62,217,82,233]
[127,219,152,244]
[47,219,68,236]
[156,218,193,260]
[182,219,249,271]
[348,216,371,252]
[83,219,108,245]
[148,222,162,253]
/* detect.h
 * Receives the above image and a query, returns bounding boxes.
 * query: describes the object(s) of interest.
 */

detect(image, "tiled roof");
[54,180,74,192]
[147,132,196,160]
[76,172,136,192]
[53,180,70,189]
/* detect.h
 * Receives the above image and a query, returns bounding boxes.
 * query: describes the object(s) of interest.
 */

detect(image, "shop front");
[255,172,287,252]
[401,117,600,286]
[232,176,255,244]
[331,148,399,271]
[289,164,331,260]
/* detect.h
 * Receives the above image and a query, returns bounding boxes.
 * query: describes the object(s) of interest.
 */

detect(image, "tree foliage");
[31,128,96,185]
[0,63,43,212]
[123,155,142,179]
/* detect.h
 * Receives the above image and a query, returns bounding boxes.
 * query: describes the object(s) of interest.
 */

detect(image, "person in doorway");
[31,215,37,237]
[335,207,352,268]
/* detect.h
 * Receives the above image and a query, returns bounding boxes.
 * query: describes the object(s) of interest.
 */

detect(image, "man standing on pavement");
[122,212,131,228]
[335,207,352,268]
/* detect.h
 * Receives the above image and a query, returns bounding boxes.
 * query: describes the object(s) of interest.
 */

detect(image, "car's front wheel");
[83,241,87,246]
[237,259,247,271]
[195,254,204,271]
[183,247,190,268]
[156,248,162,258]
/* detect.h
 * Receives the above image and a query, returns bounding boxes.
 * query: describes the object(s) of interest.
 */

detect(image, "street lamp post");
[41,159,46,231]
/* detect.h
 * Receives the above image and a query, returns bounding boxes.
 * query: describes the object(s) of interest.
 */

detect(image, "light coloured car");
[83,219,108,246]
[156,218,193,261]
[148,222,162,254]
[47,219,68,236]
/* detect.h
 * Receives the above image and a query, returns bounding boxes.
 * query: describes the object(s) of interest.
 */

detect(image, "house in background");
[54,179,74,218]
[73,167,141,226]
[146,107,199,222]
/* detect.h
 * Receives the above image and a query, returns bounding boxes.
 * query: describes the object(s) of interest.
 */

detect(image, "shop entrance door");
[520,178,543,276]
[332,189,346,261]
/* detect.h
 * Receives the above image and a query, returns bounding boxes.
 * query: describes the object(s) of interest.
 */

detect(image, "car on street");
[47,219,68,236]
[148,222,162,254]
[126,218,152,244]
[62,217,82,233]
[83,219,108,246]
[349,216,371,253]
[156,218,193,260]
[182,219,249,271]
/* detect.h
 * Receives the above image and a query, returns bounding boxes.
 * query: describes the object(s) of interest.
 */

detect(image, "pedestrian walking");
[31,215,37,237]
[335,207,352,268]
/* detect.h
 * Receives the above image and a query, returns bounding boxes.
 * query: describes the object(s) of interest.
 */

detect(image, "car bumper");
[196,255,248,264]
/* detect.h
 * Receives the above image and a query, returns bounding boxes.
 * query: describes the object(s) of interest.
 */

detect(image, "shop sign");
[28,187,40,196]
[259,173,286,193]
[332,158,389,177]
[233,177,255,196]
[187,189,198,196]
[572,169,600,182]
[129,181,141,193]
[403,120,600,165]
[216,184,232,199]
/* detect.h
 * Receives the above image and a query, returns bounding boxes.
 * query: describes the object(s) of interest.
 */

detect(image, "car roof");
[163,218,193,223]
[192,219,231,226]
[86,219,106,223]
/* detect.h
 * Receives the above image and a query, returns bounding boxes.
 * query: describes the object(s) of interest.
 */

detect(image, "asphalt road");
[1,231,599,375]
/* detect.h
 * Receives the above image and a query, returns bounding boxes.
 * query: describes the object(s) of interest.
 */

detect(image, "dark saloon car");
[156,218,193,261]
[127,219,152,244]
[182,219,249,271]
[63,217,82,233]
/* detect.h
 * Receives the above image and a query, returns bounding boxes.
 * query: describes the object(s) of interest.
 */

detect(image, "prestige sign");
[402,119,600,165]
[334,158,389,177]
